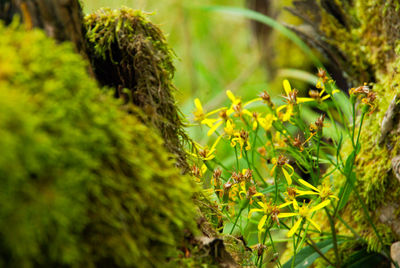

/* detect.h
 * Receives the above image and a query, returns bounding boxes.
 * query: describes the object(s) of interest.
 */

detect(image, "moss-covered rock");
[84,7,189,171]
[0,21,197,267]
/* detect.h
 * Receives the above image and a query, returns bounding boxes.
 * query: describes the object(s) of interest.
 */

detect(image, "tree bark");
[1,0,91,72]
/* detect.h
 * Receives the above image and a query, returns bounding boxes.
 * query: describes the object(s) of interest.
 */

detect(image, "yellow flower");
[205,109,231,136]
[309,81,340,102]
[226,90,261,118]
[276,80,312,122]
[224,120,236,138]
[278,200,331,237]
[231,129,251,159]
[296,179,338,201]
[190,135,222,161]
[248,200,274,231]
[280,186,300,210]
[190,164,208,182]
[258,113,276,131]
[192,98,226,126]
[249,200,286,231]
[270,155,294,185]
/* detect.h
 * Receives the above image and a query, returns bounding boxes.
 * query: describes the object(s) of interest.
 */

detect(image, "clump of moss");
[0,21,197,267]
[84,7,189,171]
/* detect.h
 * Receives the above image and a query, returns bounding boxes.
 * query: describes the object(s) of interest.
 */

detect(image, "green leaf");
[337,171,356,211]
[343,248,389,268]
[282,239,340,268]
[344,151,355,174]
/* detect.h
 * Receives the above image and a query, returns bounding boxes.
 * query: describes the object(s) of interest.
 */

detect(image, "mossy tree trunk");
[286,0,400,260]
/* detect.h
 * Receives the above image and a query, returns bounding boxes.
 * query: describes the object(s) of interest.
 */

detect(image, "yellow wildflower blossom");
[226,90,261,118]
[270,155,294,185]
[192,98,226,126]
[297,179,338,201]
[190,135,222,161]
[279,200,331,237]
[231,129,251,159]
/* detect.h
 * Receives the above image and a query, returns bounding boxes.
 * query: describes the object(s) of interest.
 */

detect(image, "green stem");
[315,133,321,185]
[234,145,240,170]
[325,208,340,267]
[267,228,282,268]
[257,226,270,267]
[230,206,245,234]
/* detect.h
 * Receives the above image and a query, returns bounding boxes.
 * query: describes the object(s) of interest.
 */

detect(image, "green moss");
[84,7,189,171]
[0,22,197,267]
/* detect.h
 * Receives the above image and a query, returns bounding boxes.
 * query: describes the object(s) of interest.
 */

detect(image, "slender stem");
[234,145,239,170]
[351,101,356,148]
[257,226,270,267]
[230,206,244,234]
[252,125,259,164]
[267,229,282,268]
[355,112,365,149]
[315,133,321,185]
[325,208,340,267]
[304,235,335,266]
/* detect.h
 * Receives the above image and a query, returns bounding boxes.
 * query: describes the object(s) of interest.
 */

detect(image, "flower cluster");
[188,69,376,266]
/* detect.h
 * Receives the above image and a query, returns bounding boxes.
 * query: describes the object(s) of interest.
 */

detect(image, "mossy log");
[286,0,400,261]
[1,0,188,171]
[0,22,198,267]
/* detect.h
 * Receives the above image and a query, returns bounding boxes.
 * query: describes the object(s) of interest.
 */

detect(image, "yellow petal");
[330,195,339,200]
[282,167,292,185]
[297,190,319,196]
[205,107,227,117]
[258,215,267,231]
[297,97,315,103]
[283,79,292,95]
[278,212,298,218]
[194,98,203,112]
[203,155,215,161]
[243,109,253,117]
[309,200,331,213]
[276,104,286,113]
[244,97,262,107]
[207,120,223,136]
[253,120,258,131]
[248,208,263,218]
[293,198,299,210]
[226,90,236,102]
[321,95,331,101]
[201,118,218,127]
[270,164,276,176]
[287,218,302,237]
[256,201,265,208]
[278,201,292,208]
[298,179,319,192]
[201,164,207,174]
[282,105,293,122]
[306,217,321,232]
[210,135,223,153]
